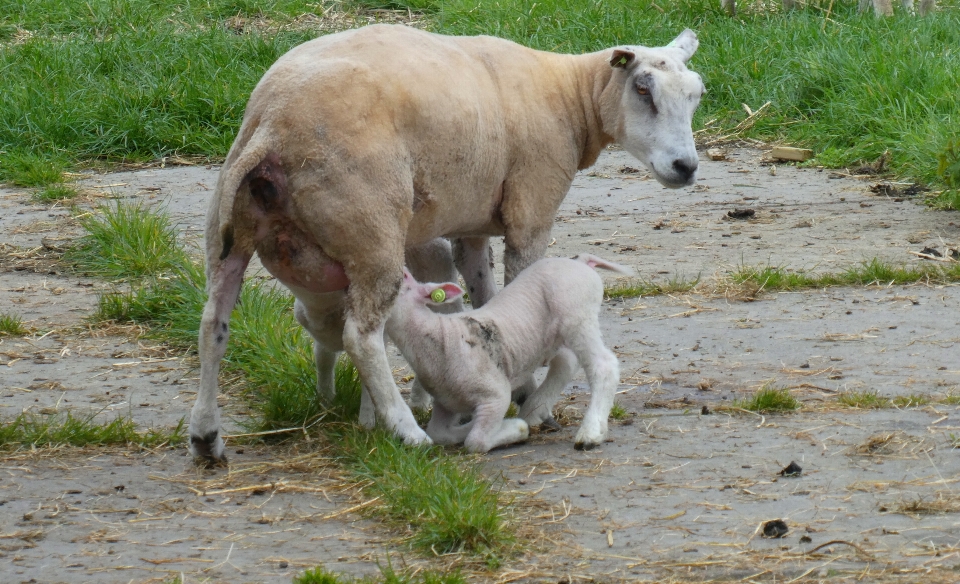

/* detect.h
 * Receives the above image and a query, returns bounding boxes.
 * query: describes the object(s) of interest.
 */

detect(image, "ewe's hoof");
[574,440,598,451]
[189,431,227,467]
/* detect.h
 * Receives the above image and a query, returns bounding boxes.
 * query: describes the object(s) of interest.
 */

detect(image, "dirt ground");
[2,146,959,583]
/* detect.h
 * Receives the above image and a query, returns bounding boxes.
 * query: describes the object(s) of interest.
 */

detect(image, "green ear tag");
[430,289,446,303]
[618,56,627,65]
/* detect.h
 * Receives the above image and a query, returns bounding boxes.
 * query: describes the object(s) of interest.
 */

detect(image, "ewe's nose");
[672,158,697,183]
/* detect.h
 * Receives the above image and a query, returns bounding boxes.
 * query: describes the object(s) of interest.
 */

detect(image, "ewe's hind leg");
[425,402,472,445]
[571,342,619,450]
[519,348,577,431]
[292,291,346,403]
[453,237,498,307]
[190,252,251,462]
[464,393,529,453]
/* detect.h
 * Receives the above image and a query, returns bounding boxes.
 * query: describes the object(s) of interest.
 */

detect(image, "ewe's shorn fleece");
[387,255,633,453]
[189,24,704,460]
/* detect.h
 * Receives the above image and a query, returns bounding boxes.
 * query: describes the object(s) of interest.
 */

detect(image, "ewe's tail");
[215,128,280,260]
[571,254,635,276]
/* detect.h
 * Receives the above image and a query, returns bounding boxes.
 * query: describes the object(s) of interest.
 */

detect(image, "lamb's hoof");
[574,440,598,451]
[190,431,227,467]
[540,416,562,432]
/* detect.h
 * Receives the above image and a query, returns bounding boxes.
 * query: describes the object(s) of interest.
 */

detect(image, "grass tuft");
[838,391,890,409]
[731,258,960,294]
[609,400,628,420]
[334,426,515,565]
[605,274,699,299]
[0,412,185,449]
[294,564,466,584]
[892,394,930,408]
[0,312,28,336]
[0,149,66,186]
[65,201,187,280]
[32,183,79,203]
[734,385,800,413]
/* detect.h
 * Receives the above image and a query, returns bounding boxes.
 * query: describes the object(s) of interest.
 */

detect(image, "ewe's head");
[398,269,464,307]
[602,29,704,188]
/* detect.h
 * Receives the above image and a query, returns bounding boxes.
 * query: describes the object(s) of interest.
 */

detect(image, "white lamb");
[386,254,631,453]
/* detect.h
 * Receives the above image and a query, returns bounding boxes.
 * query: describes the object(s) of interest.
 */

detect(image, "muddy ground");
[1,147,959,583]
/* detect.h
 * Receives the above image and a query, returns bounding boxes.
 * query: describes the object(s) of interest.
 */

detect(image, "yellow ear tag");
[430,288,446,303]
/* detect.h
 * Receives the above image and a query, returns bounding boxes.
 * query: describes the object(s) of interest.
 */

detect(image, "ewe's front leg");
[293,293,346,403]
[503,227,552,285]
[342,263,429,445]
[190,252,250,463]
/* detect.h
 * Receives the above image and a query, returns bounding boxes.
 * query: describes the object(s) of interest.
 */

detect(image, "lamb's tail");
[215,127,280,260]
[571,253,635,276]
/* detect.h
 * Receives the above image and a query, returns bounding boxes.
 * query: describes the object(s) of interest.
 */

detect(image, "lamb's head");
[395,269,465,312]
[601,29,704,189]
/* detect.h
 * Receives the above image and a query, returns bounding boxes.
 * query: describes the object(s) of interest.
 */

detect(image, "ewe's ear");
[610,49,635,69]
[667,29,698,62]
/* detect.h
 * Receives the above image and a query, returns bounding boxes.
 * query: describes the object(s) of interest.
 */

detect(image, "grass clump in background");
[605,274,699,300]
[66,201,188,280]
[0,312,27,336]
[294,565,465,584]
[0,412,184,449]
[838,391,891,409]
[731,259,960,294]
[733,385,800,413]
[32,183,79,203]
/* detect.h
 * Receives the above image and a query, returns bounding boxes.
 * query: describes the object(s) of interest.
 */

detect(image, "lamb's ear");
[426,283,464,305]
[667,29,698,62]
[610,49,635,69]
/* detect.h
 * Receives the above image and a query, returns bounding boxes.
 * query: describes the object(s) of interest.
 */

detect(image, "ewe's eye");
[637,87,650,96]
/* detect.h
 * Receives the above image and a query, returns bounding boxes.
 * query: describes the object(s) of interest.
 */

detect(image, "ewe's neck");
[566,50,617,170]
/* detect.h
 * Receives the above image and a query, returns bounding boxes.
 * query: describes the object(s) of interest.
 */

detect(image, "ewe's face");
[608,30,705,189]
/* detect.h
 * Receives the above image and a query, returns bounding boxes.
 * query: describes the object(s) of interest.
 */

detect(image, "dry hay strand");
[852,431,930,458]
[0,242,67,274]
[891,493,960,516]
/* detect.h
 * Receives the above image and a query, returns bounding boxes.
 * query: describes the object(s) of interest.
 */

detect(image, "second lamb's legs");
[518,348,577,431]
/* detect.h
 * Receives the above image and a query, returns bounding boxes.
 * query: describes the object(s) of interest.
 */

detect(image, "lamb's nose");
[672,159,697,182]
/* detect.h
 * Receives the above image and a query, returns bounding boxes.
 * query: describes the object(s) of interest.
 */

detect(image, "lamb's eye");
[637,87,650,96]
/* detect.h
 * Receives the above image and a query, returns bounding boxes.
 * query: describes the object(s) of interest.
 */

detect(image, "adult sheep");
[189,24,704,461]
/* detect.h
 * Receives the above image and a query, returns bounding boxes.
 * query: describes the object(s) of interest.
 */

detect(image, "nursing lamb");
[386,254,632,453]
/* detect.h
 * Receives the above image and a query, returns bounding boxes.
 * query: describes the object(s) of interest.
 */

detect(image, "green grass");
[838,391,891,409]
[65,201,188,280]
[0,0,958,195]
[294,565,465,584]
[605,274,699,299]
[0,412,184,449]
[609,400,628,420]
[892,394,931,408]
[0,312,27,336]
[733,385,800,413]
[32,183,78,203]
[334,428,515,564]
[731,258,960,293]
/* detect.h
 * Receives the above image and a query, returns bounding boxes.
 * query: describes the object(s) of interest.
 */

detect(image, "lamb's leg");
[452,237,498,307]
[519,348,578,431]
[425,402,472,445]
[571,341,619,451]
[463,392,529,453]
[190,251,251,462]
